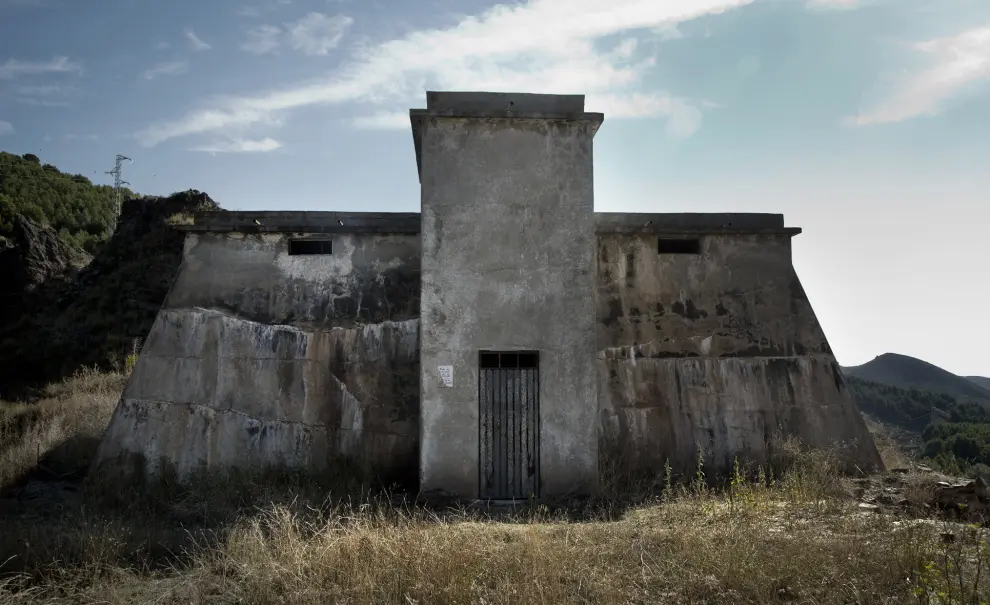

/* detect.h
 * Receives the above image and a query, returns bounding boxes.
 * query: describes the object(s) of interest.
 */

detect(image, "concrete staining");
[417,99,601,499]
[93,228,422,486]
[93,91,882,498]
[596,221,880,477]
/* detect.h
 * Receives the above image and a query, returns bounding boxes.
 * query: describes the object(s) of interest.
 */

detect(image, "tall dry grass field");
[1,370,989,604]
[0,368,126,489]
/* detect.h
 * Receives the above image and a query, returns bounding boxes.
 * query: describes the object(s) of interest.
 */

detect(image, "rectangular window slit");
[288,239,333,255]
[658,238,700,255]
[479,351,540,369]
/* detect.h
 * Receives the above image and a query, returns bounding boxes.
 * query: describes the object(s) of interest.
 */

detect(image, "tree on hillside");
[848,375,990,478]
[0,151,136,253]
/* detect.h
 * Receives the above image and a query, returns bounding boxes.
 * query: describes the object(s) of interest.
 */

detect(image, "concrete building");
[93,92,882,500]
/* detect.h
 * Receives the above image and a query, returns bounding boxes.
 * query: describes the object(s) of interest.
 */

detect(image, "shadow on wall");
[0,191,220,399]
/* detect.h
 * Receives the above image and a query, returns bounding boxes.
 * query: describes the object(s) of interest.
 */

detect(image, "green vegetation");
[848,375,990,478]
[923,422,990,477]
[165,211,195,226]
[0,151,135,253]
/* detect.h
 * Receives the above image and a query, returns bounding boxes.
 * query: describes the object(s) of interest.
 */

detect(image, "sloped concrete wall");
[92,231,421,485]
[596,231,883,478]
[92,211,883,493]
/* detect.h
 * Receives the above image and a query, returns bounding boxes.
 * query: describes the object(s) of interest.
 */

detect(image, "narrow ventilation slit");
[288,239,333,255]
[658,238,701,255]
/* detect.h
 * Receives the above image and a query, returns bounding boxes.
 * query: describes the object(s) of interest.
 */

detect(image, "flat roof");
[409,91,605,183]
[176,211,801,236]
[595,213,802,235]
[176,211,421,234]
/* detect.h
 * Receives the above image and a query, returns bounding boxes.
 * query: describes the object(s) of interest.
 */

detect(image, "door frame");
[477,350,540,500]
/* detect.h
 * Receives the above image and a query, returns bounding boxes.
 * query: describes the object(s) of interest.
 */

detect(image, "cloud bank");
[190,137,284,153]
[850,26,990,125]
[0,56,81,79]
[137,0,754,148]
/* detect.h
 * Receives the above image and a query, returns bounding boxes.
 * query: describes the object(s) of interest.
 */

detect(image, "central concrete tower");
[410,92,604,500]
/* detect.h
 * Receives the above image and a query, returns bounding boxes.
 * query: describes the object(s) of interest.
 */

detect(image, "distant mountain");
[968,377,990,391]
[843,353,990,403]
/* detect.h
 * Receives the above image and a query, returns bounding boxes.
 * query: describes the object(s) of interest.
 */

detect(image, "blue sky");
[1,0,988,377]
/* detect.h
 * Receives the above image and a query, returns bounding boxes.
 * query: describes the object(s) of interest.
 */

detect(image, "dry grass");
[1,372,990,604]
[0,368,127,490]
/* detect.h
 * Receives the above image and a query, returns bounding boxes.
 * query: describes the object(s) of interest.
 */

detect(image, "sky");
[0,0,988,377]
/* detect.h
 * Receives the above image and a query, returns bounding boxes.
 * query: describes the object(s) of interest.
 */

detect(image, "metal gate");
[479,351,540,500]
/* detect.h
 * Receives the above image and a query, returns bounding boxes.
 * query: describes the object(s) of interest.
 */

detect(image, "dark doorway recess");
[479,350,540,500]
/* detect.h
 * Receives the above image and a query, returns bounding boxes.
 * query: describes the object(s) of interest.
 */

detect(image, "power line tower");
[105,154,132,233]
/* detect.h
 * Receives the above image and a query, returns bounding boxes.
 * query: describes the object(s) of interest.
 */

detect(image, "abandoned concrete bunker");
[93,91,883,500]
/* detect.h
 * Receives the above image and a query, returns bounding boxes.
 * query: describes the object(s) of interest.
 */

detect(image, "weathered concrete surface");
[92,230,421,484]
[167,231,420,329]
[417,92,603,498]
[597,232,883,477]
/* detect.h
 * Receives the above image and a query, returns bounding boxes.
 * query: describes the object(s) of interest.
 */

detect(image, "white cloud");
[0,56,81,79]
[138,0,754,147]
[287,12,354,56]
[848,26,990,126]
[242,25,283,54]
[351,111,409,129]
[13,83,76,107]
[652,23,685,40]
[241,12,353,56]
[15,84,74,96]
[806,0,859,10]
[185,28,212,52]
[0,120,12,136]
[591,92,703,139]
[190,137,284,153]
[142,60,188,80]
[16,98,68,107]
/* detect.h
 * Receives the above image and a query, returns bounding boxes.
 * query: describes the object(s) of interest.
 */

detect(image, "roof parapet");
[409,91,605,183]
[174,211,801,236]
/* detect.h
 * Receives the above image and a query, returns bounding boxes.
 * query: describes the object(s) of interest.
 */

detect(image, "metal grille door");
[479,351,540,500]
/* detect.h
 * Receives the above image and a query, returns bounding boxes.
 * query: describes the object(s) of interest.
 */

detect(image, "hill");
[0,189,219,398]
[846,374,990,476]
[843,353,990,403]
[0,151,135,254]
[968,376,990,391]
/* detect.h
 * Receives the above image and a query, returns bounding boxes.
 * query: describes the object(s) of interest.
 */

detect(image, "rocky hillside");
[0,189,219,399]
[844,353,990,403]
